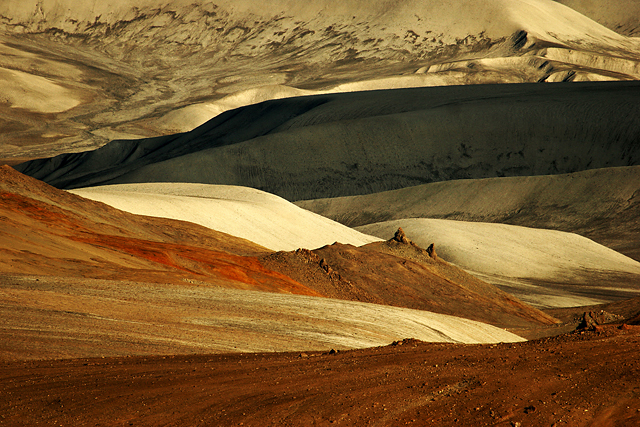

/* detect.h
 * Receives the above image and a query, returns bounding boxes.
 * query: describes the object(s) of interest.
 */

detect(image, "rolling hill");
[14,81,640,200]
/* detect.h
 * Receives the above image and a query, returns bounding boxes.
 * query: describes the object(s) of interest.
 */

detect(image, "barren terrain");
[2,327,640,427]
[2,0,640,159]
[2,0,640,426]
[0,166,534,361]
[297,166,640,260]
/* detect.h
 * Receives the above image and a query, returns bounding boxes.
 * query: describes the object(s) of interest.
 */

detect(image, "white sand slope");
[0,67,82,114]
[1,276,524,359]
[296,166,640,260]
[357,219,640,308]
[556,0,640,36]
[70,183,381,252]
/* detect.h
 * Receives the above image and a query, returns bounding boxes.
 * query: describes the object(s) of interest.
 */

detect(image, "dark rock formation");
[427,243,437,260]
[393,228,411,244]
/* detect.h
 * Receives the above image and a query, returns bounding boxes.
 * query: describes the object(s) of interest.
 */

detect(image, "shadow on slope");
[15,82,640,201]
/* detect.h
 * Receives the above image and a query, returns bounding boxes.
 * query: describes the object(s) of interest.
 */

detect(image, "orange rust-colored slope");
[0,166,318,295]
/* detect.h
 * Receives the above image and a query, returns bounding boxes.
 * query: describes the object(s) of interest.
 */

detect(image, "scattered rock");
[319,258,332,274]
[295,248,320,263]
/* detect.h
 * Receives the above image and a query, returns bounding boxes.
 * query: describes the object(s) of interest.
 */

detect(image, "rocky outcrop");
[393,227,411,244]
[577,310,624,330]
[427,243,437,260]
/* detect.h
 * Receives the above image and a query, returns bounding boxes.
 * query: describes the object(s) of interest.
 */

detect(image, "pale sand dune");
[70,183,381,252]
[1,276,524,359]
[295,166,640,260]
[0,67,82,113]
[504,0,631,47]
[556,0,640,36]
[357,219,640,308]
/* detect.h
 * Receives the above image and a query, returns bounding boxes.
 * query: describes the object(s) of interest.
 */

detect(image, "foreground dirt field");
[1,326,639,427]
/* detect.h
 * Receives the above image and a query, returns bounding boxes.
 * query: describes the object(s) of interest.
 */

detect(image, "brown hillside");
[0,165,315,295]
[263,230,558,330]
[2,327,639,427]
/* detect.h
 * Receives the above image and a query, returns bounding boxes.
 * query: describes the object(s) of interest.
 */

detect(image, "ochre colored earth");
[1,326,639,427]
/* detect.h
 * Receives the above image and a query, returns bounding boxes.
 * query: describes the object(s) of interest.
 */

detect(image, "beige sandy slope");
[556,0,640,36]
[2,0,631,46]
[295,166,640,260]
[70,183,381,251]
[357,219,640,308]
[0,67,82,113]
[0,275,524,360]
[1,0,639,158]
[154,75,498,133]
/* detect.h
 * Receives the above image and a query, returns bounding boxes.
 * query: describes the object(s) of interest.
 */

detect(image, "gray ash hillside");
[15,81,640,201]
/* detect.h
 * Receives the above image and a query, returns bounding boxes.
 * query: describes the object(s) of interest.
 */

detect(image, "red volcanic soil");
[1,326,639,427]
[0,165,315,295]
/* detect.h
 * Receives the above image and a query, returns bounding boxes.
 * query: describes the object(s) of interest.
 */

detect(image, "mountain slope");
[0,166,531,359]
[296,166,640,260]
[2,0,640,159]
[262,235,558,329]
[357,219,640,308]
[70,183,381,251]
[15,81,640,200]
[556,0,640,36]
[0,165,313,294]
